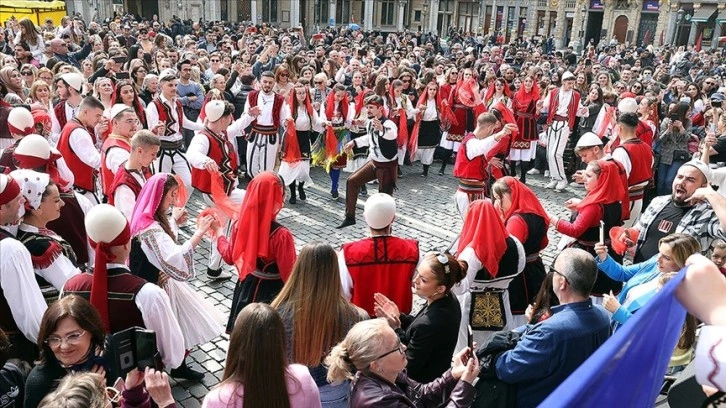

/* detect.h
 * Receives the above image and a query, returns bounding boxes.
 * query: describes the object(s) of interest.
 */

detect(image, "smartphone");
[467,325,474,351]
[599,220,605,244]
[115,72,130,80]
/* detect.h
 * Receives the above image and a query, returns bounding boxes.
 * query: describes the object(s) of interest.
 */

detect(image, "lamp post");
[675,8,685,46]
[579,3,587,54]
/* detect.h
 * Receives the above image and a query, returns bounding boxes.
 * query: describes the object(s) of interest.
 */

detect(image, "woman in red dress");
[510,75,541,183]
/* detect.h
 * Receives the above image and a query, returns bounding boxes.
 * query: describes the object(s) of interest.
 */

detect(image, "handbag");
[673,150,690,162]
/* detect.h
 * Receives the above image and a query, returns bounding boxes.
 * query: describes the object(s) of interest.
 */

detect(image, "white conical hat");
[204,100,226,122]
[363,193,396,229]
[15,135,51,160]
[85,204,128,244]
[61,72,83,92]
[618,98,638,114]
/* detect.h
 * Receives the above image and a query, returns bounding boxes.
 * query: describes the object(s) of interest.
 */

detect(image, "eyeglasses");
[45,331,86,347]
[376,338,405,360]
[280,73,289,77]
[121,119,140,126]
[21,71,32,76]
[40,76,52,81]
[106,387,120,404]
[549,265,570,285]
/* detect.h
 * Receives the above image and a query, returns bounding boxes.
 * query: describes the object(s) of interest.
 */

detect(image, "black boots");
[170,359,205,381]
[336,215,356,229]
[422,164,430,177]
[288,182,297,204]
[298,182,306,201]
[439,149,453,175]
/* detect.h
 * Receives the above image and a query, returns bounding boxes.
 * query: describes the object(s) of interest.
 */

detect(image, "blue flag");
[540,269,687,407]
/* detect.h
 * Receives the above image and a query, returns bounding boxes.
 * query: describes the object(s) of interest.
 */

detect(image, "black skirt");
[418,119,442,148]
[226,273,284,333]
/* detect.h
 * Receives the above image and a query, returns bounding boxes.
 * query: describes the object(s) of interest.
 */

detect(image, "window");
[381,0,395,25]
[315,0,330,24]
[485,6,492,34]
[262,0,277,23]
[414,10,421,22]
[336,0,351,24]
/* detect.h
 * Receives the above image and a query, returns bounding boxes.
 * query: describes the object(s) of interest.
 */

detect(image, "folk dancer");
[542,71,581,192]
[108,130,160,220]
[336,95,398,229]
[511,75,541,183]
[144,69,204,204]
[314,83,352,198]
[344,89,373,195]
[49,73,84,147]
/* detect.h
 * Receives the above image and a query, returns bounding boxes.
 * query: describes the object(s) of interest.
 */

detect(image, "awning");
[717,11,725,24]
[690,5,716,22]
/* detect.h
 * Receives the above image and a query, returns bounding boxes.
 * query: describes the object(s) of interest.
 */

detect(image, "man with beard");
[49,73,84,146]
[627,161,726,263]
[238,71,290,177]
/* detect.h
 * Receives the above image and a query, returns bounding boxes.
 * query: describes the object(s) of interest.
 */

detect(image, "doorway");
[585,11,604,46]
[613,15,628,43]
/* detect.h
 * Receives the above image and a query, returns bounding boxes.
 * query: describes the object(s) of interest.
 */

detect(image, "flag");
[541,268,687,407]
[659,30,664,46]
[696,33,703,51]
[643,30,651,46]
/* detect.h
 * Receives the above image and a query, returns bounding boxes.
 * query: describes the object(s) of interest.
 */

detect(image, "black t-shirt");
[711,136,726,163]
[635,201,690,263]
[0,361,28,408]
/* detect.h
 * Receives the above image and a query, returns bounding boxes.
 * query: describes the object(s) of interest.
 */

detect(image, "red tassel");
[31,241,64,269]
[397,108,408,148]
[209,171,239,221]
[283,118,302,162]
[408,120,420,160]
[325,126,338,160]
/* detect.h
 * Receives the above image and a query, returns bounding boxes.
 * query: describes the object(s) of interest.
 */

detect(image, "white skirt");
[165,279,225,349]
[439,131,461,152]
[508,143,537,161]
[277,160,313,185]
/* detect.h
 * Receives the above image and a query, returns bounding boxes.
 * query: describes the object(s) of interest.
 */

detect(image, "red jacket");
[453,133,488,182]
[100,136,131,198]
[343,236,419,316]
[191,128,238,195]
[57,120,97,191]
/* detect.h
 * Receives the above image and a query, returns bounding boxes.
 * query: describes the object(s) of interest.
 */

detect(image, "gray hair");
[557,248,597,297]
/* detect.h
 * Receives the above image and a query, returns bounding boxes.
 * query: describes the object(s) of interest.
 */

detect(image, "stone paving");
[170,161,584,407]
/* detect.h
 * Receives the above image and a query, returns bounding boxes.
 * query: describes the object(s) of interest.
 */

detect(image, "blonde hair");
[38,373,106,408]
[659,233,701,269]
[325,318,389,383]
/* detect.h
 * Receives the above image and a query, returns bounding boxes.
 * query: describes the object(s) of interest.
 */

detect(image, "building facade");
[69,0,722,50]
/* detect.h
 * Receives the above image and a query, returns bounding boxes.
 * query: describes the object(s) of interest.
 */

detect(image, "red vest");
[0,230,20,334]
[453,133,489,181]
[617,139,654,187]
[57,120,97,191]
[342,236,419,316]
[108,165,146,206]
[636,120,654,147]
[53,100,69,130]
[153,97,184,137]
[100,136,131,198]
[248,90,284,128]
[191,128,239,195]
[546,88,580,129]
[63,268,146,334]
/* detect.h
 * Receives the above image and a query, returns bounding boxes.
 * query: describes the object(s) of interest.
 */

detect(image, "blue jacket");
[495,300,610,408]
[596,255,661,329]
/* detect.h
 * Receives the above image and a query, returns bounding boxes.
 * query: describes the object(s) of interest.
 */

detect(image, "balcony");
[566,1,577,8]
[537,0,548,7]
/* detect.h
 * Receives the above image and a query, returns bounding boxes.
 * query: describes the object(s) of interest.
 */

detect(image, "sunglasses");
[210,59,220,62]
[21,71,32,76]
[314,81,323,84]
[549,265,570,285]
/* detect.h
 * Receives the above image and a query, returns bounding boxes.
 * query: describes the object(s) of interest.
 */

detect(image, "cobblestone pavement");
[170,161,584,407]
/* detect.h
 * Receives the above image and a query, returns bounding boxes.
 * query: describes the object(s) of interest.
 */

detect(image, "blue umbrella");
[349,23,360,31]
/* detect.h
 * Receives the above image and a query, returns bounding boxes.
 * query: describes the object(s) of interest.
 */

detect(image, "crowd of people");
[0,11,725,408]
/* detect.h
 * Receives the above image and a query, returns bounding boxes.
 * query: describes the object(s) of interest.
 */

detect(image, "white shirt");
[104,144,130,173]
[239,91,291,128]
[352,117,398,162]
[555,89,573,117]
[0,226,47,342]
[69,127,101,169]
[465,135,498,161]
[136,222,195,282]
[145,95,204,143]
[113,167,146,221]
[422,99,439,121]
[612,146,632,179]
[49,101,81,146]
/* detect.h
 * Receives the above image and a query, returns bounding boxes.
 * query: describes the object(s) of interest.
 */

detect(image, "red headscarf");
[355,89,374,116]
[457,200,509,278]
[388,82,409,147]
[13,150,70,190]
[484,79,511,106]
[231,172,285,280]
[490,101,519,140]
[325,88,349,125]
[514,77,541,109]
[501,177,549,224]
[284,85,315,163]
[452,77,480,108]
[577,159,630,221]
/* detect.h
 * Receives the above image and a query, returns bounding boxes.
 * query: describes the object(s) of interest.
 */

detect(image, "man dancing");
[542,71,580,192]
[337,95,398,229]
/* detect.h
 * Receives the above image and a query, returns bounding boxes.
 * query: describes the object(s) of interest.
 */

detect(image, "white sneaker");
[544,170,550,177]
[527,168,540,175]
[545,180,558,189]
[569,182,584,189]
[555,180,568,192]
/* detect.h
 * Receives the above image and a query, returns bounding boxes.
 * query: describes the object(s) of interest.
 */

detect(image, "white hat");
[159,69,177,81]
[683,160,711,184]
[109,103,133,121]
[618,97,638,114]
[15,135,51,161]
[363,193,396,229]
[10,170,50,210]
[576,132,603,148]
[562,71,575,81]
[8,108,34,137]
[60,72,83,92]
[204,100,226,122]
[85,204,128,244]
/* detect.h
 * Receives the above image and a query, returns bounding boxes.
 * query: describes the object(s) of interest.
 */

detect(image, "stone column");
[490,0,498,35]
[688,20,698,45]
[329,1,337,26]
[364,0,374,31]
[397,0,406,31]
[290,0,300,28]
[526,1,538,39]
[250,0,258,24]
[554,0,567,49]
[429,0,440,34]
[570,0,586,51]
[655,0,672,47]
